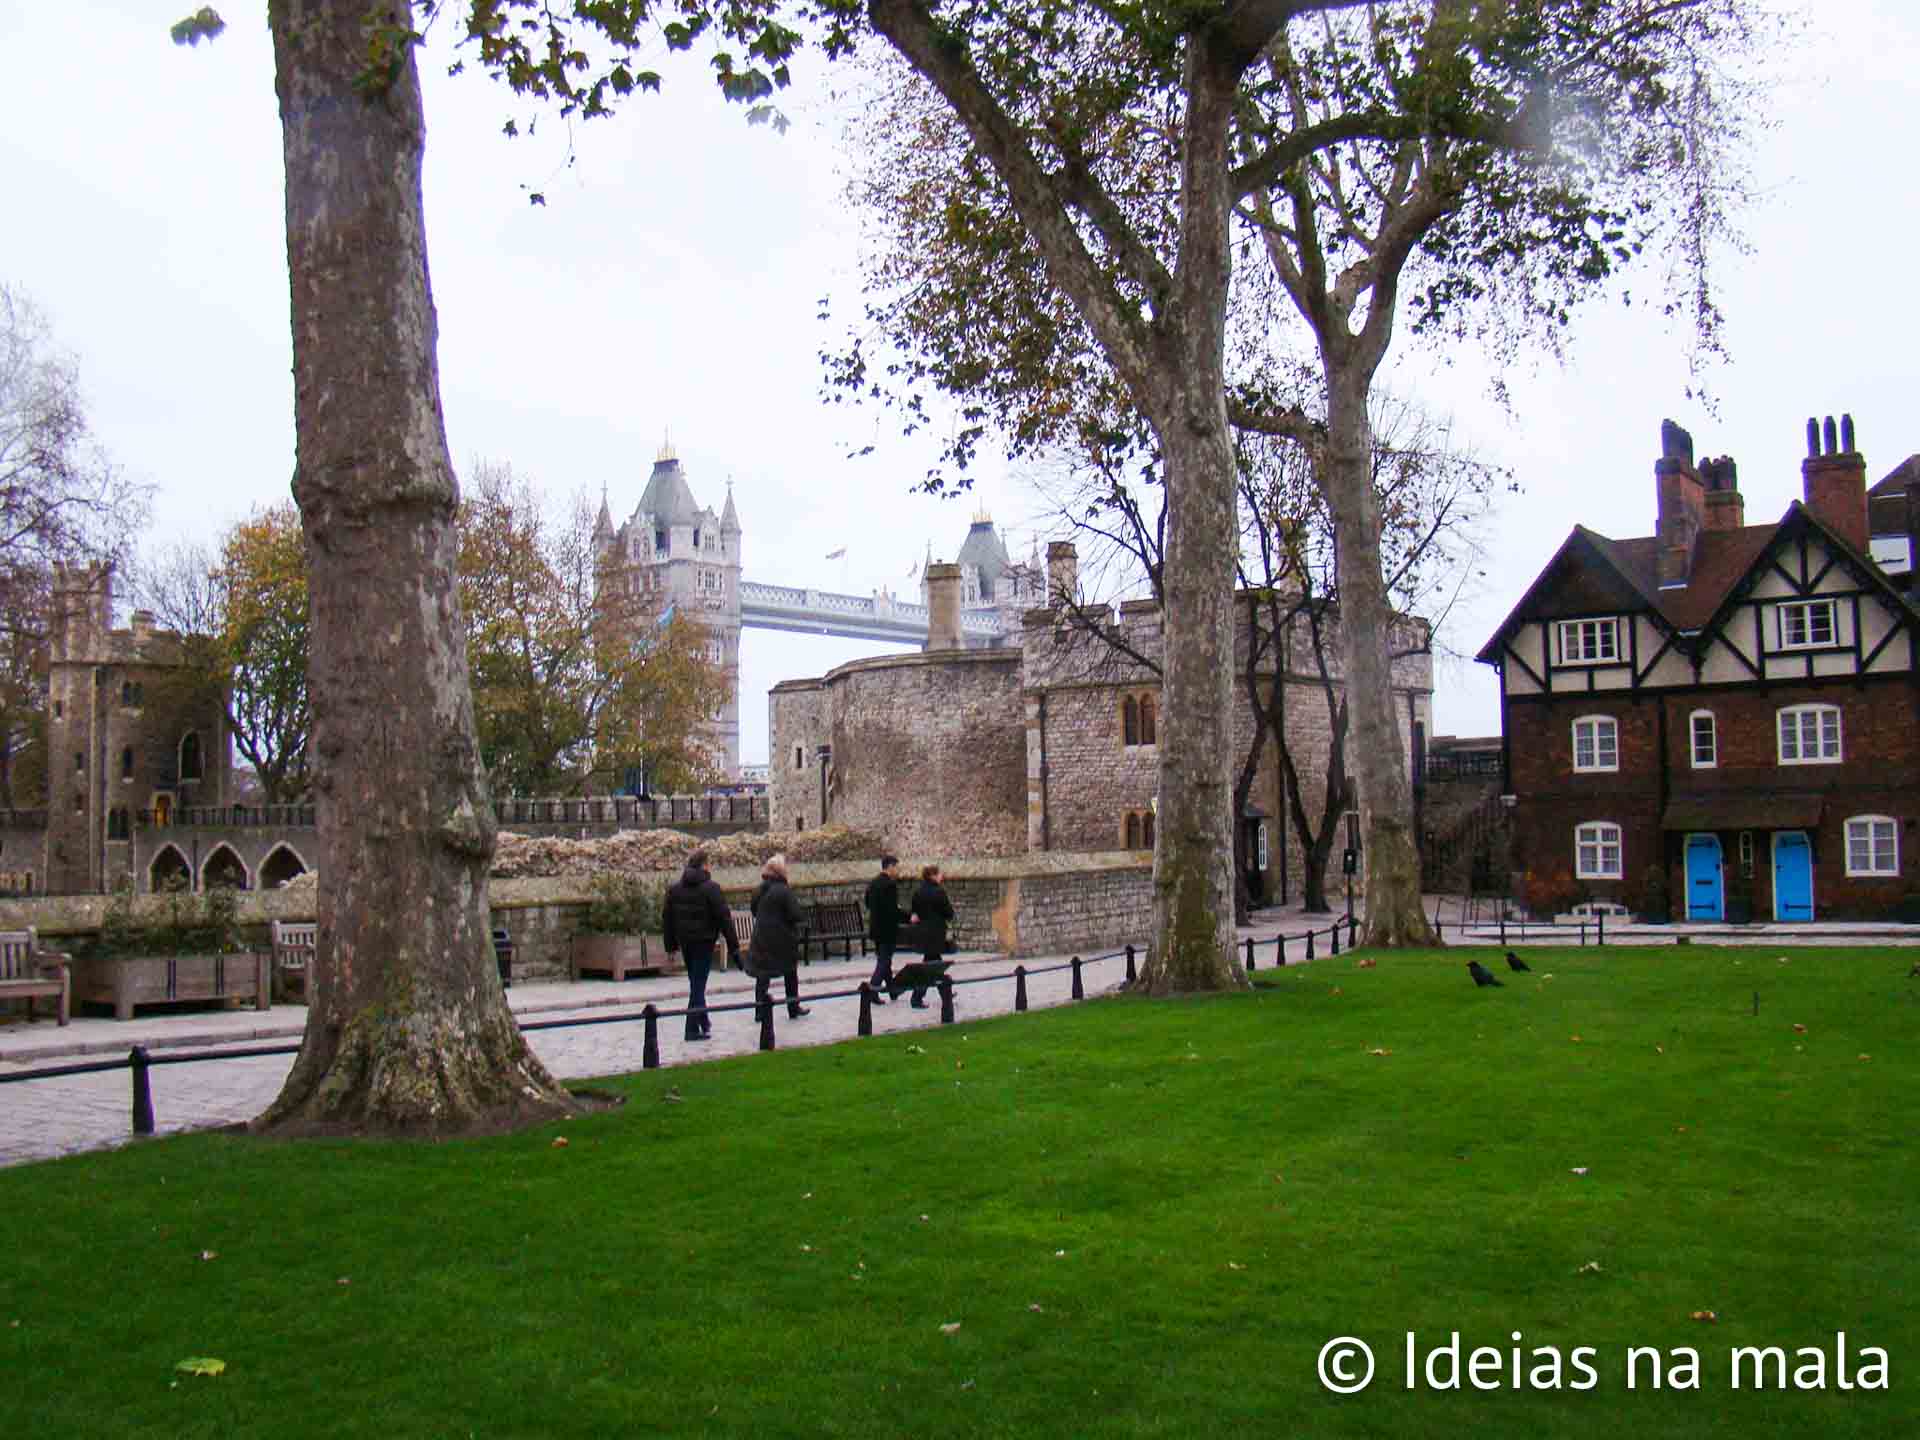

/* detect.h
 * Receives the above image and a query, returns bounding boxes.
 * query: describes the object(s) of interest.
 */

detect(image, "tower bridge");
[594,441,1036,776]
[738,579,1007,644]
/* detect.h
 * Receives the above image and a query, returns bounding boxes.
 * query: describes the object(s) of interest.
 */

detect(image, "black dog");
[1506,950,1531,973]
[1467,960,1504,988]
[887,961,952,1007]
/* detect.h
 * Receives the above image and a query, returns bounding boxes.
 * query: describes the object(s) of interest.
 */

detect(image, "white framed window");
[1575,821,1623,879]
[1572,715,1619,773]
[1776,599,1837,650]
[1777,704,1842,764]
[1845,816,1899,877]
[1689,710,1717,768]
[1556,618,1619,664]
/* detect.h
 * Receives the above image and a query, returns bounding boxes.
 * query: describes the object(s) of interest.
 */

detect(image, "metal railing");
[0,913,1366,1142]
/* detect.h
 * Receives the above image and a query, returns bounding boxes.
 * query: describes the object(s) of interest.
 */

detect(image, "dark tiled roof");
[1867,455,1920,499]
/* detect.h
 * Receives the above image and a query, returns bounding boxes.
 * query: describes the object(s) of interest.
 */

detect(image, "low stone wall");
[0,851,1156,987]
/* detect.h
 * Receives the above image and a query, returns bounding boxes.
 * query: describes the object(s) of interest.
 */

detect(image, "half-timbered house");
[1478,417,1920,921]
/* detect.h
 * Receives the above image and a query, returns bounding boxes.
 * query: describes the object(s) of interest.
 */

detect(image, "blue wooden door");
[1773,831,1813,921]
[1685,834,1723,921]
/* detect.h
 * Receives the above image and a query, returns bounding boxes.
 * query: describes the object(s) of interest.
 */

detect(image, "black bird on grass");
[1506,950,1532,973]
[1467,960,1504,988]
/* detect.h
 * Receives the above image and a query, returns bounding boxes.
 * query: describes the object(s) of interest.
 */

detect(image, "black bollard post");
[1580,921,1588,947]
[1499,911,1507,947]
[1070,956,1084,1000]
[1276,934,1286,966]
[1350,914,1359,949]
[1306,928,1316,961]
[759,997,776,1052]
[1331,921,1341,956]
[1014,965,1029,1012]
[938,978,956,1024]
[1598,911,1606,947]
[642,1004,660,1070]
[858,983,874,1038]
[1245,936,1255,970]
[1124,945,1137,985]
[130,1046,155,1136]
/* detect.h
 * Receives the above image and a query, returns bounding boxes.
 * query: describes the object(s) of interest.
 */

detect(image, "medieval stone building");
[41,563,236,894]
[771,545,1434,906]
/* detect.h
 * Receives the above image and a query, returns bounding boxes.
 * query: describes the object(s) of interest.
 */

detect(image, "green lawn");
[3,945,1913,1437]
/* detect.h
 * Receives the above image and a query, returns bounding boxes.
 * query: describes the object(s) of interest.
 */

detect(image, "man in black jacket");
[662,849,740,1041]
[864,854,903,1004]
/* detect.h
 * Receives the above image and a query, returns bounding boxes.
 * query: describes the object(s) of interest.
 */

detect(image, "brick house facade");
[1480,416,1920,921]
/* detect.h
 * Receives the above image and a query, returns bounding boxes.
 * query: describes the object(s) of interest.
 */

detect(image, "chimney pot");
[1823,416,1838,455]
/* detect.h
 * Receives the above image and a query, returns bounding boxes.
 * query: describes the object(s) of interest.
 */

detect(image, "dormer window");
[1776,599,1836,650]
[654,529,668,553]
[693,528,702,549]
[1555,618,1618,664]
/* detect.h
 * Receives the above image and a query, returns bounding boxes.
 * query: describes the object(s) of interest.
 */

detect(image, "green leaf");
[175,1357,226,1377]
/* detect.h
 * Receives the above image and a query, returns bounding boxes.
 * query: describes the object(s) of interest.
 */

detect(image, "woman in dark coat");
[747,854,809,1020]
[906,864,955,1009]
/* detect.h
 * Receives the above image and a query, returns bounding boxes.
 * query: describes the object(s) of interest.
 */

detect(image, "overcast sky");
[4,2,1916,766]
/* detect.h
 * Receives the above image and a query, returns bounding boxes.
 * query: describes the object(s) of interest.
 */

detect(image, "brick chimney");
[1698,456,1745,531]
[1045,541,1078,605]
[924,562,963,650]
[1801,414,1869,552]
[1654,418,1705,586]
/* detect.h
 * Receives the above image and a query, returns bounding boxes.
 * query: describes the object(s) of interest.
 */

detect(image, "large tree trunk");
[256,0,576,1136]
[1321,366,1436,948]
[1135,46,1247,996]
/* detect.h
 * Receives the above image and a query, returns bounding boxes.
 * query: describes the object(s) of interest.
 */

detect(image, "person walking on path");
[906,864,955,1010]
[746,854,810,1021]
[864,854,904,1005]
[662,849,740,1042]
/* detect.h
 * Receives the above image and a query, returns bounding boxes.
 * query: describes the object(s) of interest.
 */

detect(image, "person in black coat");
[906,864,955,1009]
[661,849,740,1041]
[746,854,810,1020]
[864,854,903,1004]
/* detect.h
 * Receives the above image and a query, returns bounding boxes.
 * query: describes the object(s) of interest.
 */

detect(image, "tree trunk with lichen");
[1323,366,1436,949]
[255,0,575,1136]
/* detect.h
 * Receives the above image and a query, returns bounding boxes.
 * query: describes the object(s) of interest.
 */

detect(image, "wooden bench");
[801,900,867,964]
[725,908,755,970]
[0,927,69,1027]
[271,920,316,1002]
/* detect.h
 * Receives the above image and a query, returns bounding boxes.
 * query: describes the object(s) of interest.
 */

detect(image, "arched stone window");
[1122,695,1139,747]
[1139,695,1157,746]
[201,844,249,891]
[149,845,192,894]
[121,746,135,781]
[1124,812,1140,849]
[260,845,309,889]
[179,731,203,783]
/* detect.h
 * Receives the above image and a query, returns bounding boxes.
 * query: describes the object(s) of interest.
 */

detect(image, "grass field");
[2,945,1913,1437]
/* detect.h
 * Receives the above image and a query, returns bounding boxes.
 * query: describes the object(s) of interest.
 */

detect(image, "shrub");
[84,877,244,959]
[580,871,664,935]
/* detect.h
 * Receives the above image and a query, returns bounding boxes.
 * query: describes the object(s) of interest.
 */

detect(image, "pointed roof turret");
[637,450,701,527]
[594,482,614,542]
[720,480,740,533]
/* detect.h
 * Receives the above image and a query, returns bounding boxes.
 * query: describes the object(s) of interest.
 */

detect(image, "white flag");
[825,547,847,560]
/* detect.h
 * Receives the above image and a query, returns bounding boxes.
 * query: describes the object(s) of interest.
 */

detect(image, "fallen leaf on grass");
[905,1045,927,1055]
[1691,1310,1718,1323]
[1577,1261,1603,1275]
[1355,958,1377,969]
[1791,1023,1807,1034]
[198,1250,218,1262]
[1570,1167,1589,1177]
[550,1137,569,1149]
[919,1214,930,1222]
[1226,1262,1246,1271]
[661,1088,683,1104]
[1859,1054,1872,1062]
[1329,986,1343,996]
[940,1322,962,1335]
[1367,1047,1393,1057]
[1028,1304,1044,1313]
[1054,1250,1068,1258]
[175,1358,225,1378]
[800,1245,813,1253]
[1570,1035,1582,1043]
[336,1277,350,1287]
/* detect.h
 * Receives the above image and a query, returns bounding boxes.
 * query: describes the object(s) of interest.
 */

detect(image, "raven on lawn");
[1506,951,1531,973]
[1467,960,1504,988]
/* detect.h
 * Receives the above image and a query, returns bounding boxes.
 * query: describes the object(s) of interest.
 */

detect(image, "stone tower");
[44,563,232,893]
[594,439,743,778]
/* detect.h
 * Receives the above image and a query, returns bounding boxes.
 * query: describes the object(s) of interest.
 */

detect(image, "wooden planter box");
[72,952,272,1020]
[569,933,677,982]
